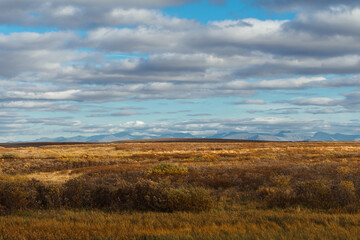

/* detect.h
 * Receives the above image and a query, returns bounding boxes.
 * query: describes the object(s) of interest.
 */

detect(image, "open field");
[1,140,360,239]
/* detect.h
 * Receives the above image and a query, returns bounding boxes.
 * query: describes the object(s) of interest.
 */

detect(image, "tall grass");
[1,208,360,239]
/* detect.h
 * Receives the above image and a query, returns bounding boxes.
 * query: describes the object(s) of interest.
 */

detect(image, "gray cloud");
[87,111,140,118]
[0,0,197,28]
[267,108,299,115]
[1,0,360,141]
[305,109,351,114]
[82,19,360,59]
[284,7,360,37]
[251,0,360,11]
[1,74,359,104]
[0,101,79,112]
[285,92,360,111]
[290,97,342,106]
[342,91,360,110]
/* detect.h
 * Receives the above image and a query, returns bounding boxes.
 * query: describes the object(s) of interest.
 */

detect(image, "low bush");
[1,153,18,160]
[259,180,360,211]
[62,176,213,212]
[294,180,334,209]
[258,186,295,208]
[147,163,188,175]
[0,181,29,213]
[163,186,213,212]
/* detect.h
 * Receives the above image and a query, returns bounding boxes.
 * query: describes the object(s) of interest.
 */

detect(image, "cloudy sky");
[1,0,360,141]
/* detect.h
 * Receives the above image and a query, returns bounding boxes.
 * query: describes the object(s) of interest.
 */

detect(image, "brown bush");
[257,187,296,208]
[332,181,357,207]
[163,187,213,212]
[0,181,39,213]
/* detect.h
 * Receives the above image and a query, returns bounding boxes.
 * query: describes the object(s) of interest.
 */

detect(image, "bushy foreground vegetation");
[1,141,360,238]
[0,176,213,213]
[2,162,360,214]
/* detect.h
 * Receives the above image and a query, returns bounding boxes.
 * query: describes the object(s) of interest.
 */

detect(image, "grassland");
[0,140,360,239]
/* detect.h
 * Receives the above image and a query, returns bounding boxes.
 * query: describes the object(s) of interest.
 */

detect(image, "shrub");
[332,181,357,207]
[1,153,18,160]
[0,181,32,213]
[34,183,63,209]
[63,178,93,208]
[62,176,213,212]
[271,174,291,188]
[258,187,295,208]
[147,163,188,175]
[293,181,333,209]
[130,179,165,211]
[91,184,118,209]
[130,180,213,212]
[163,187,213,212]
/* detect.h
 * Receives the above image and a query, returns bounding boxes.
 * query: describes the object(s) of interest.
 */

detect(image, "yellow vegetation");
[0,141,360,238]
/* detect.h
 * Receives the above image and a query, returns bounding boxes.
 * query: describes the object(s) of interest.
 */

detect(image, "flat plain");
[1,140,360,239]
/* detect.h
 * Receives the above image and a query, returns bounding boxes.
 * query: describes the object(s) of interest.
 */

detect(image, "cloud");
[0,101,79,112]
[53,117,360,137]
[285,7,360,36]
[232,100,266,105]
[1,74,359,104]
[285,91,360,111]
[306,109,350,114]
[251,0,360,11]
[82,18,360,58]
[186,113,212,117]
[227,77,326,90]
[2,90,81,101]
[87,111,140,118]
[1,0,360,141]
[342,91,360,109]
[290,97,341,106]
[268,108,299,115]
[0,0,196,28]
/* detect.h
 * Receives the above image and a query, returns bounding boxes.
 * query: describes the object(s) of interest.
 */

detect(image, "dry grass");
[1,208,360,239]
[1,141,360,238]
[25,170,81,184]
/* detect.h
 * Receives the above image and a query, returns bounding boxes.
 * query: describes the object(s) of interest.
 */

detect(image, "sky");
[1,0,360,141]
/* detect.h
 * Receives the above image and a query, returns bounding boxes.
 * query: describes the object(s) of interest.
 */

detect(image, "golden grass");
[25,170,82,184]
[1,141,360,239]
[1,141,359,175]
[1,208,360,240]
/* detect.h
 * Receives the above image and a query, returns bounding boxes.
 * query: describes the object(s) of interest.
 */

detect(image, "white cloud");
[233,100,266,105]
[1,0,360,141]
[5,90,81,100]
[53,6,80,17]
[0,0,197,28]
[252,0,360,11]
[227,77,326,90]
[290,97,341,106]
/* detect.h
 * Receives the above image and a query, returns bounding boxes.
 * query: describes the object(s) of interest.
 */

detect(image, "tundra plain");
[0,140,360,239]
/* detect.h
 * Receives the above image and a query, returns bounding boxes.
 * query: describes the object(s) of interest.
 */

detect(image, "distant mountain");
[33,132,196,143]
[209,131,310,142]
[158,133,196,139]
[309,132,360,141]
[31,131,359,143]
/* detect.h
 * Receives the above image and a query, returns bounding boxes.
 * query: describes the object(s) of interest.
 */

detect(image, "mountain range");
[32,131,360,143]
